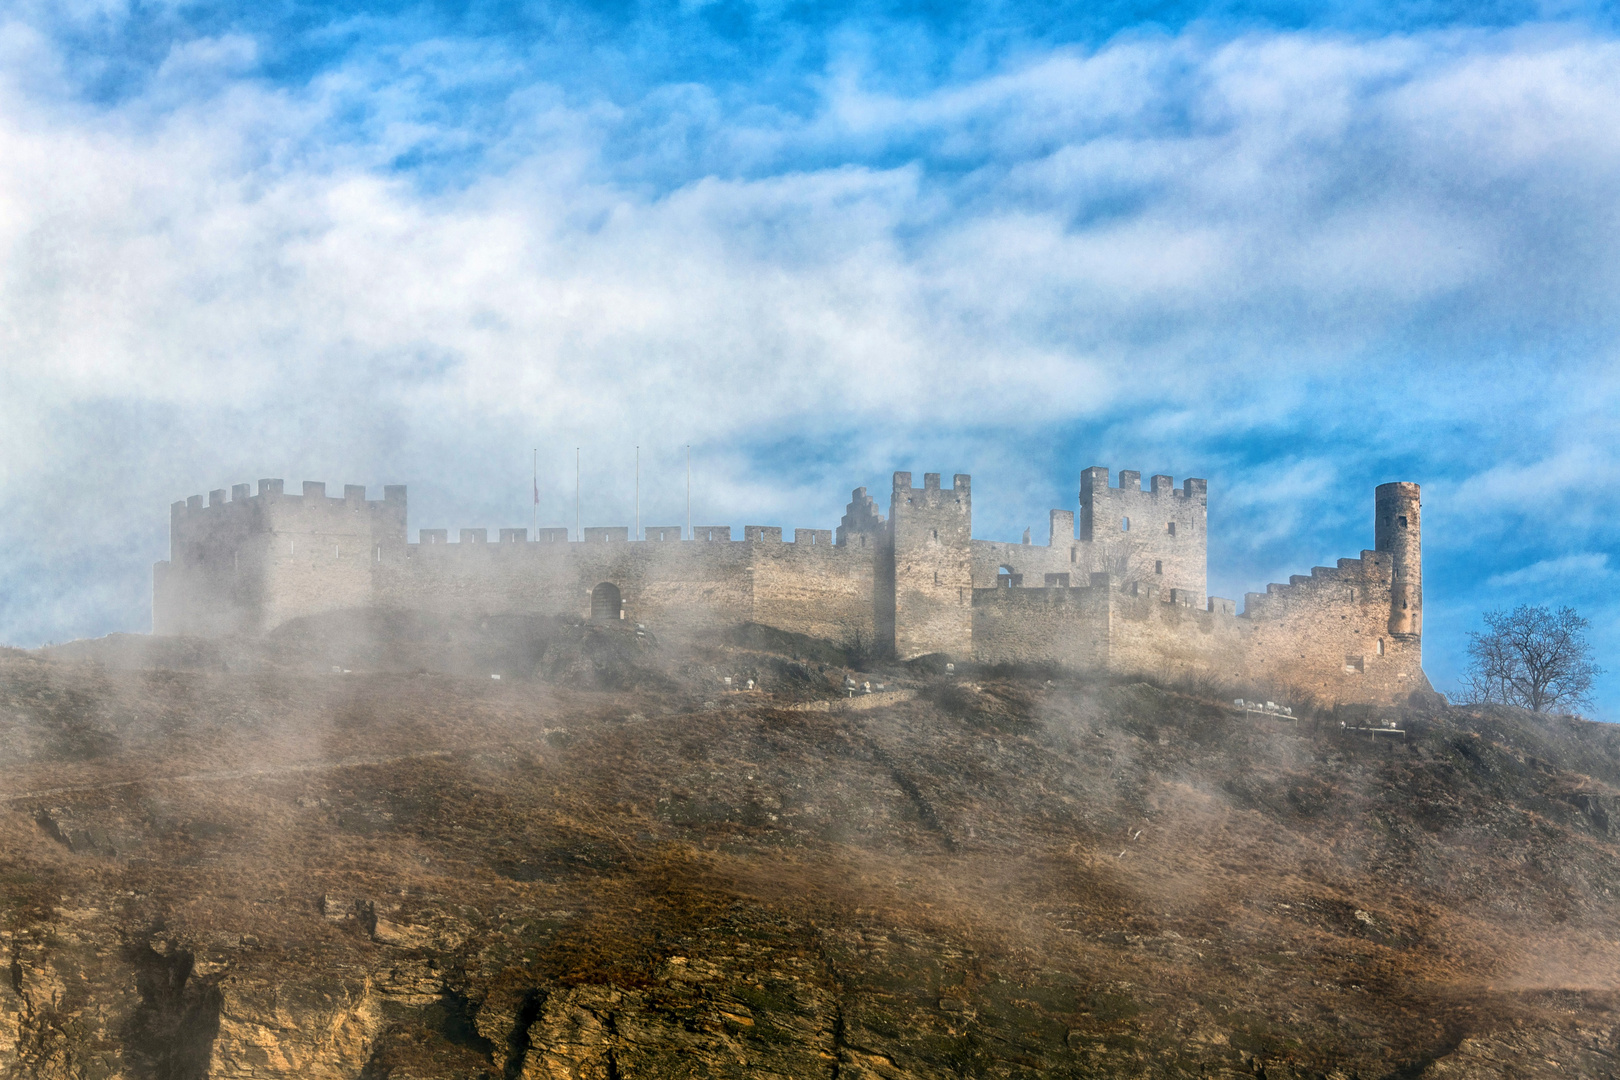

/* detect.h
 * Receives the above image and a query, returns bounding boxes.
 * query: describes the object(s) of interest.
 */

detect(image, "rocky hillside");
[3,623,1620,1079]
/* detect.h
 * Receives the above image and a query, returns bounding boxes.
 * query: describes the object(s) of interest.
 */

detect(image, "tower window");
[1121,516,1130,532]
[1166,522,1176,536]
[1399,516,1407,528]
[1154,560,1163,574]
[932,528,938,540]
[1377,638,1385,655]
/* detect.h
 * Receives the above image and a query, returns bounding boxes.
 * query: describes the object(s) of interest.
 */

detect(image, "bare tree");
[1463,605,1602,713]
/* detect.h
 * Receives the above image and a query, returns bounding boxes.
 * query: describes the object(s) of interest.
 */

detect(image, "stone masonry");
[153,468,1428,705]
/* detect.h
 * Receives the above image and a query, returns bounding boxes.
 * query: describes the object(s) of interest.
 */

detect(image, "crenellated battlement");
[405,524,848,549]
[165,479,409,575]
[891,471,971,505]
[1080,467,1206,503]
[170,479,406,517]
[1241,549,1396,617]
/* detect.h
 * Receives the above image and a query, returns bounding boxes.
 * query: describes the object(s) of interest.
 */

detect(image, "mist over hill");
[2,622,1619,1078]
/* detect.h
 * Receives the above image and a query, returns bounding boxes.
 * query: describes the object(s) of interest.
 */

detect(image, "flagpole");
[575,448,581,542]
[635,445,640,541]
[686,444,691,540]
[532,448,537,540]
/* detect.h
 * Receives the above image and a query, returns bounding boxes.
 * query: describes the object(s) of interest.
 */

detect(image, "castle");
[153,469,1428,704]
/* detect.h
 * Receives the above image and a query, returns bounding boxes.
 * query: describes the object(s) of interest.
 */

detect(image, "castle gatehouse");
[153,470,1427,704]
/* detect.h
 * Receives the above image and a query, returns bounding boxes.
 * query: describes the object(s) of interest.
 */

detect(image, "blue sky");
[4,0,1620,710]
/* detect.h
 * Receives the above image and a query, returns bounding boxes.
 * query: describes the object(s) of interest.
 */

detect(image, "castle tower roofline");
[1079,466,1205,501]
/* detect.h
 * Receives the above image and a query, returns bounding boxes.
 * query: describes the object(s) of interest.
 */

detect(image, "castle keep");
[153,470,1427,704]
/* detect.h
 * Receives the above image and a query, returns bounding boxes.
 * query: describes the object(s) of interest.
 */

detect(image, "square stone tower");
[154,480,407,636]
[1079,467,1207,601]
[889,471,973,660]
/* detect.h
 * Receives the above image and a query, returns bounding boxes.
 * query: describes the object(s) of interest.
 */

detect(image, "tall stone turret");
[1375,482,1421,640]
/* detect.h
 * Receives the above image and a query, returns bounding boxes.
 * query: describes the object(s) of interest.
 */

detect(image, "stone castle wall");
[973,578,1246,678]
[155,479,880,651]
[971,578,1113,670]
[374,530,879,648]
[970,482,1428,701]
[152,468,1426,704]
[1235,550,1424,701]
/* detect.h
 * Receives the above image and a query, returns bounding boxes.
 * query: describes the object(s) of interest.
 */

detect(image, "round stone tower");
[1374,482,1421,640]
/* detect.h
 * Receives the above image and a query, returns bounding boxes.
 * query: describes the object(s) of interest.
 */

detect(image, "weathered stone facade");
[154,468,1427,704]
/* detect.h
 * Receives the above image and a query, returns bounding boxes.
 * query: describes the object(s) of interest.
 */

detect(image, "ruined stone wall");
[750,535,879,652]
[972,576,1249,681]
[971,581,1111,669]
[969,481,1424,706]
[972,509,1083,589]
[1237,551,1426,703]
[1099,583,1251,683]
[368,533,879,649]
[152,468,1423,706]
[156,479,879,649]
[374,537,748,635]
[970,570,1414,706]
[1080,468,1208,601]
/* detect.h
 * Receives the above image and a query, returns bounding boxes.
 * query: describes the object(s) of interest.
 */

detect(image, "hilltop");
[2,621,1619,1079]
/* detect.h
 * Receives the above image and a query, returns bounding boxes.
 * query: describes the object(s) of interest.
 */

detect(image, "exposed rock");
[208,975,383,1079]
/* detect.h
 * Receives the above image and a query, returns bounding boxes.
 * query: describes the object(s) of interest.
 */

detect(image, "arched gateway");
[590,582,622,622]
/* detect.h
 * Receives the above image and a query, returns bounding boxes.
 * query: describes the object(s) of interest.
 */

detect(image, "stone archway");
[590,582,622,622]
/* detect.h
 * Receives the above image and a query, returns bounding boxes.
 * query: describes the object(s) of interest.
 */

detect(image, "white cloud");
[8,22,1620,651]
[1487,553,1612,589]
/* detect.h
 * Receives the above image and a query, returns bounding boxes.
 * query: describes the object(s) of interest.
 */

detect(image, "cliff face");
[4,628,1620,1079]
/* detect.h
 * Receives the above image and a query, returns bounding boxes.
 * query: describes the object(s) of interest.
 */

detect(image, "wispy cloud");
[1487,553,1612,590]
[5,7,1620,707]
